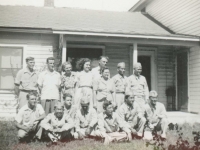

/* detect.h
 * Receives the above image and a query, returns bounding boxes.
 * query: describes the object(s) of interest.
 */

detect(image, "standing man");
[127,62,149,110]
[144,91,168,139]
[15,57,38,109]
[117,92,146,137]
[15,91,45,142]
[38,57,61,115]
[91,56,109,79]
[112,62,128,107]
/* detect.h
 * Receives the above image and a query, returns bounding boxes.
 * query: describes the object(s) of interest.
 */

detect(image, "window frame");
[0,44,25,94]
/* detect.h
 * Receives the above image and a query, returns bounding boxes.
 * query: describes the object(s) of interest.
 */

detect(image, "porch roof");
[0,5,197,41]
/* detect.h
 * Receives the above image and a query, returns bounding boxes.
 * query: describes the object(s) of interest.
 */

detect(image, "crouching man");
[15,91,46,142]
[144,90,168,139]
[117,92,146,138]
[40,102,74,143]
[95,100,132,145]
[74,97,98,139]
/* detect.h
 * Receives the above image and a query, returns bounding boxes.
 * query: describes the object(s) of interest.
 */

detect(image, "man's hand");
[85,127,92,136]
[78,131,85,139]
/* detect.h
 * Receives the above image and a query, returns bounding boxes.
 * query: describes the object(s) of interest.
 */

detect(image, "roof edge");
[129,0,153,12]
[0,27,52,34]
[53,30,200,42]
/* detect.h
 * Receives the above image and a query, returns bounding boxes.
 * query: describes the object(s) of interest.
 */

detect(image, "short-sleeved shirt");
[76,71,93,87]
[144,102,167,122]
[15,104,45,126]
[112,74,128,93]
[91,66,101,80]
[117,102,143,123]
[98,112,125,133]
[128,74,149,100]
[61,72,77,89]
[93,77,115,101]
[40,113,74,131]
[37,70,61,100]
[64,105,77,120]
[15,67,38,91]
[75,108,97,131]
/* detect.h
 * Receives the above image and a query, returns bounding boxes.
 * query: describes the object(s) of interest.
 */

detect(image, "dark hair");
[46,57,55,63]
[101,67,109,74]
[99,56,109,61]
[103,100,112,110]
[125,94,130,100]
[26,91,38,100]
[63,93,73,99]
[76,58,91,70]
[62,62,72,72]
[26,57,34,63]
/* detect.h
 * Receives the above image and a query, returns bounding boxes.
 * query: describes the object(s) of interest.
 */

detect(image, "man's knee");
[140,117,146,124]
[17,130,27,139]
[161,118,168,125]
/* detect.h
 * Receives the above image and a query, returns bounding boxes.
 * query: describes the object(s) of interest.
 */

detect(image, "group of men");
[14,56,168,145]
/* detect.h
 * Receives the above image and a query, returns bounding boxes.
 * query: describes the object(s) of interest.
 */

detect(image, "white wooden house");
[0,3,199,119]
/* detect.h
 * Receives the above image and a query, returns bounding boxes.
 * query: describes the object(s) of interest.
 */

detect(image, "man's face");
[27,59,35,69]
[150,96,158,106]
[99,58,108,68]
[83,62,90,72]
[127,95,135,106]
[64,64,72,74]
[105,104,113,116]
[118,64,125,76]
[55,106,64,118]
[28,95,37,107]
[47,60,55,71]
[64,97,72,106]
[102,69,110,79]
[81,103,89,111]
[134,66,142,76]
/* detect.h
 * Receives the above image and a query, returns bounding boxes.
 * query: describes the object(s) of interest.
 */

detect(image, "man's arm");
[40,114,53,131]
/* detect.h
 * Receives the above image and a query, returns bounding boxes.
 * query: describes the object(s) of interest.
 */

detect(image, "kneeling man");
[144,90,168,139]
[118,92,146,138]
[74,97,98,139]
[15,91,45,142]
[96,100,131,145]
[40,102,74,142]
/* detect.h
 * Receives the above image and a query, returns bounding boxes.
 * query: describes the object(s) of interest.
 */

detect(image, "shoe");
[161,133,166,139]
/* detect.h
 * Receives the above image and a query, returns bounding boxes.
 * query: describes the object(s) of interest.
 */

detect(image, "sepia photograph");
[0,0,200,149]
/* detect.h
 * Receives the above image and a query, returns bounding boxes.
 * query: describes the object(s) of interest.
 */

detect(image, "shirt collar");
[24,67,36,74]
[24,104,36,112]
[103,112,113,119]
[44,69,57,75]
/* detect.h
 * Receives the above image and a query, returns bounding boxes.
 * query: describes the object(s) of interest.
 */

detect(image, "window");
[0,47,23,90]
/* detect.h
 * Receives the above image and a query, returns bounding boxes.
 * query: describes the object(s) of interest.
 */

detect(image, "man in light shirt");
[144,90,168,139]
[117,92,146,138]
[91,56,109,79]
[38,57,61,115]
[112,62,128,107]
[127,62,149,111]
[15,91,45,142]
[40,102,74,143]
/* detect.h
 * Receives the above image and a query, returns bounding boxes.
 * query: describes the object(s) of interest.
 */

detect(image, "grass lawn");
[1,121,200,150]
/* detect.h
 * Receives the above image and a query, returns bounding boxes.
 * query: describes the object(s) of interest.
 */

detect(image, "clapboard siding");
[189,46,200,113]
[105,44,130,77]
[146,0,200,36]
[0,32,59,117]
[157,46,175,106]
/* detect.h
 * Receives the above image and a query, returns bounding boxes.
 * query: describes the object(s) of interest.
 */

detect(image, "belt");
[20,89,37,93]
[116,92,125,94]
[79,86,92,89]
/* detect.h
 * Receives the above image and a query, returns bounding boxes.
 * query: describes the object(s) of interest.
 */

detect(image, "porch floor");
[167,111,200,124]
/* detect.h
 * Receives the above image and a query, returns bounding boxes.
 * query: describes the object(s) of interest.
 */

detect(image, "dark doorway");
[177,52,188,111]
[67,47,103,71]
[138,56,151,91]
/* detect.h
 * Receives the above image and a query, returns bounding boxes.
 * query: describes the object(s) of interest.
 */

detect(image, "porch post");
[133,42,138,64]
[60,34,67,63]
